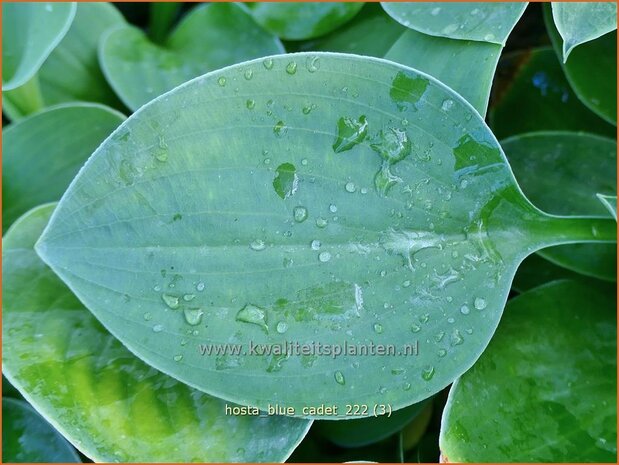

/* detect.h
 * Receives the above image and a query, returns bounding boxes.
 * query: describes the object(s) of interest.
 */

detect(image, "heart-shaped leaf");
[439,280,617,462]
[501,131,617,281]
[2,103,125,232]
[247,2,365,40]
[2,2,76,90]
[545,4,617,124]
[99,3,284,110]
[3,398,80,463]
[3,3,126,121]
[489,47,616,139]
[551,1,617,61]
[3,204,311,462]
[381,2,528,45]
[36,53,616,418]
[316,400,428,448]
[598,194,618,220]
[305,5,501,116]
[149,2,181,44]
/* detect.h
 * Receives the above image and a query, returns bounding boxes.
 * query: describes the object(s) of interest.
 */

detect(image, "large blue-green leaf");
[3,3,126,121]
[489,47,616,139]
[2,103,125,232]
[247,2,365,40]
[3,204,311,462]
[381,2,527,45]
[545,4,617,124]
[2,2,76,90]
[3,398,80,463]
[552,2,617,61]
[36,53,615,418]
[501,131,617,281]
[99,3,284,110]
[440,280,617,462]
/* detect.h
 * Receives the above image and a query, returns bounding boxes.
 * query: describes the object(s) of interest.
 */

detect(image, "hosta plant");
[2,2,617,463]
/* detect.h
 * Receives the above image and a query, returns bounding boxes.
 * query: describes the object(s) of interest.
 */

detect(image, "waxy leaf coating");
[440,280,617,462]
[551,2,618,61]
[37,53,615,418]
[3,204,311,462]
[381,2,528,45]
[2,2,76,90]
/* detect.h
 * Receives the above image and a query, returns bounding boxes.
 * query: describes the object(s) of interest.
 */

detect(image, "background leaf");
[316,400,428,448]
[2,2,76,90]
[35,53,613,418]
[247,2,365,40]
[501,131,617,281]
[381,2,528,45]
[4,3,126,121]
[3,204,311,463]
[439,280,617,462]
[489,47,616,139]
[551,2,617,61]
[598,194,618,220]
[3,397,80,463]
[299,4,501,116]
[2,103,125,232]
[100,3,284,110]
[544,4,617,124]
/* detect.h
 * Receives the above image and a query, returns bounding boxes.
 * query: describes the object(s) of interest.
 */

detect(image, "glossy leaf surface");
[2,2,76,90]
[502,131,617,280]
[4,3,126,121]
[247,2,365,40]
[100,3,284,110]
[3,204,311,462]
[2,398,80,463]
[440,280,617,462]
[552,2,617,61]
[381,2,527,45]
[489,47,615,139]
[545,4,617,124]
[2,104,125,232]
[37,53,615,418]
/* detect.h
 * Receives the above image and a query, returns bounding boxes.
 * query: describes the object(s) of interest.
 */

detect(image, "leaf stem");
[530,214,616,249]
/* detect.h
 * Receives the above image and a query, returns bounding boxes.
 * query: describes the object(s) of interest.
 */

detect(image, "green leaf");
[36,53,616,418]
[552,2,617,61]
[489,47,616,140]
[247,2,365,40]
[2,376,22,400]
[2,103,125,233]
[316,400,428,448]
[598,194,618,220]
[385,30,500,117]
[2,2,76,90]
[4,3,126,121]
[381,2,527,45]
[440,280,617,462]
[545,4,617,124]
[3,398,80,463]
[99,3,284,111]
[306,5,501,116]
[149,2,181,44]
[512,253,608,293]
[501,131,617,281]
[3,204,311,462]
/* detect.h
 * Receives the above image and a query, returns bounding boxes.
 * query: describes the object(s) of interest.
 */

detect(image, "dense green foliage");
[2,2,617,463]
